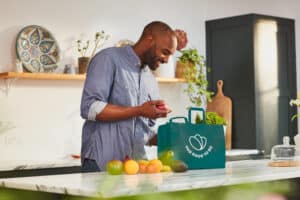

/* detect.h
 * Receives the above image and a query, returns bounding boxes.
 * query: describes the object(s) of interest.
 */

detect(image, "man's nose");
[162,56,169,64]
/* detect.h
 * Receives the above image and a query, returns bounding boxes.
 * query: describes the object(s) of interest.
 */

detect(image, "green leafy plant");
[195,112,227,125]
[178,48,213,107]
[76,30,110,58]
[206,112,227,125]
[289,92,300,121]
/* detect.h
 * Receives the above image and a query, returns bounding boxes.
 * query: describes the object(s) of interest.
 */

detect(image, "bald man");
[80,21,177,172]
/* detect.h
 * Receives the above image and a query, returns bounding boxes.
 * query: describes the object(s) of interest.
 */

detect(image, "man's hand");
[96,100,171,122]
[139,100,171,119]
[148,134,157,146]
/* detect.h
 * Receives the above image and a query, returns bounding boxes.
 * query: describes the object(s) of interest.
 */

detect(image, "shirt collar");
[124,45,141,68]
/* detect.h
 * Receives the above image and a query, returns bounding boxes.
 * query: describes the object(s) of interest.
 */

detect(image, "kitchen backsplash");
[0,80,190,162]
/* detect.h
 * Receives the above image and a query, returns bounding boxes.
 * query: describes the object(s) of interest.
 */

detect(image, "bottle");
[64,64,75,74]
[294,133,300,148]
[271,136,296,161]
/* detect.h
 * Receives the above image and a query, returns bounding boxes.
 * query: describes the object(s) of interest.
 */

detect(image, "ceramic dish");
[16,25,60,72]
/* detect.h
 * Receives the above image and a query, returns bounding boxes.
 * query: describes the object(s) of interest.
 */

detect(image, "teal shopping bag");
[157,107,225,169]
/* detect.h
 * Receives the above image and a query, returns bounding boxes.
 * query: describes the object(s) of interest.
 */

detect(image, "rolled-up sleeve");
[80,51,115,121]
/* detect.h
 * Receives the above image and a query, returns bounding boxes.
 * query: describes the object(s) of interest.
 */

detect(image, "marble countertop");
[1,159,300,198]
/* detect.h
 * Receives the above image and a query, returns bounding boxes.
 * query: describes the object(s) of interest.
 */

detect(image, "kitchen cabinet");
[206,14,297,153]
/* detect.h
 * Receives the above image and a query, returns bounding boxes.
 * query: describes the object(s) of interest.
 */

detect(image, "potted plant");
[176,48,213,107]
[175,48,194,78]
[76,30,110,74]
[174,29,188,78]
[174,29,226,135]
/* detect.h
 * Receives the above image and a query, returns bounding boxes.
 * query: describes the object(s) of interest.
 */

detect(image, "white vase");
[294,134,300,148]
[154,55,175,78]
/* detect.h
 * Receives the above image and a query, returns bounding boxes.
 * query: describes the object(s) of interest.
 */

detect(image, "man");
[80,21,177,172]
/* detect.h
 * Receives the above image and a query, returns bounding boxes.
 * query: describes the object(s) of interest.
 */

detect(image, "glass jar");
[271,136,296,161]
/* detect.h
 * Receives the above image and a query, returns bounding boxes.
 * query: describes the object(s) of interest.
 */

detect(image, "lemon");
[161,165,172,172]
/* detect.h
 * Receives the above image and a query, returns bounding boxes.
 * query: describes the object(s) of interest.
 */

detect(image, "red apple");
[123,155,131,163]
[156,103,169,111]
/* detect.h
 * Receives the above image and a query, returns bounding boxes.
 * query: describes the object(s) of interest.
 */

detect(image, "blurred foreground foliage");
[0,179,298,200]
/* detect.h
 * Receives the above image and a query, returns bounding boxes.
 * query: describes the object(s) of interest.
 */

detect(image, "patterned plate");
[16,25,60,73]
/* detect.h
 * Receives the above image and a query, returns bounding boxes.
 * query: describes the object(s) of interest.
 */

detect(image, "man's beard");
[148,61,160,71]
[146,44,160,71]
[150,55,165,71]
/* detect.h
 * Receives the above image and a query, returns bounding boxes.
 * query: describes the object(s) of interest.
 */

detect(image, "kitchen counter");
[0,158,81,171]
[1,159,300,198]
[0,158,81,178]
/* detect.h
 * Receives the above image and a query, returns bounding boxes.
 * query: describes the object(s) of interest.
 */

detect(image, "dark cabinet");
[206,14,297,153]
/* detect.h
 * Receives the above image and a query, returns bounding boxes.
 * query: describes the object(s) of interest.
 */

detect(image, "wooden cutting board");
[268,160,300,167]
[206,80,232,150]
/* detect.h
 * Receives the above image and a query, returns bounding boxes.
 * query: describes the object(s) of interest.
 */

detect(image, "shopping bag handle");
[188,107,206,124]
[169,117,188,123]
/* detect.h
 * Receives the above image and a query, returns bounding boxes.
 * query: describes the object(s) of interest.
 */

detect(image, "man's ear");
[145,35,154,47]
[144,34,153,41]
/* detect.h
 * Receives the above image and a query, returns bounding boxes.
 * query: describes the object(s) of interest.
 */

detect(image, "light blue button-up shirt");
[80,46,159,170]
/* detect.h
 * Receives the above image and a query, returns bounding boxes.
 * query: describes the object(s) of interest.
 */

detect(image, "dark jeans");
[81,158,101,172]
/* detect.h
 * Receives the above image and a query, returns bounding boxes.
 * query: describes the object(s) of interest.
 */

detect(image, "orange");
[138,160,149,165]
[139,163,147,174]
[124,160,139,175]
[146,163,160,174]
[148,159,163,172]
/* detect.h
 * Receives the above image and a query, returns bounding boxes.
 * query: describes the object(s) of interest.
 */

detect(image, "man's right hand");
[139,100,171,119]
[96,100,171,122]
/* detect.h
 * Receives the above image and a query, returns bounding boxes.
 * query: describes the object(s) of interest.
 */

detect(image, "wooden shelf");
[0,72,186,83]
[155,77,186,83]
[0,72,85,81]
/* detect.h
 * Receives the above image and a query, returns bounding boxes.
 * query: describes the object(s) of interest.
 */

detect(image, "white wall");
[0,0,299,163]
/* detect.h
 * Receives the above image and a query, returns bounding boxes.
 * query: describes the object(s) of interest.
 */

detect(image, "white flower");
[290,99,300,106]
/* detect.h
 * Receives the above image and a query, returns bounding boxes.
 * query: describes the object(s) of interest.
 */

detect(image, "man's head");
[134,21,177,70]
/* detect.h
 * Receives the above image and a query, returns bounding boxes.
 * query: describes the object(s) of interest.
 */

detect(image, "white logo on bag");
[185,133,213,159]
[188,134,207,151]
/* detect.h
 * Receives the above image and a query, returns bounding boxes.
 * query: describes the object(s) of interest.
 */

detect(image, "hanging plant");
[178,48,213,107]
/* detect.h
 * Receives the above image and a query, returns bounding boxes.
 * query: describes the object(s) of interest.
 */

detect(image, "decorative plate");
[16,25,60,73]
